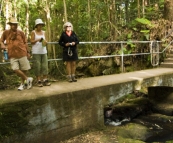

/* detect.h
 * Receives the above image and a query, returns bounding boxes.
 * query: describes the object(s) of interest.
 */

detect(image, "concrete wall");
[1,69,173,143]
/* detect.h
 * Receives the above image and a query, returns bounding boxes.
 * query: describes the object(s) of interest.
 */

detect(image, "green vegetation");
[0,0,171,87]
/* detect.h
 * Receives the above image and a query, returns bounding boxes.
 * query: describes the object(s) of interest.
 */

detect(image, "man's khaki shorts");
[10,56,31,71]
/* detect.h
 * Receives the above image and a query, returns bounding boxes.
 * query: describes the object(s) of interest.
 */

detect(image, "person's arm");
[44,31,48,42]
[0,40,6,49]
[42,31,47,46]
[0,31,7,49]
[72,32,79,46]
[20,31,31,56]
[58,33,65,47]
[26,42,30,54]
[25,37,31,58]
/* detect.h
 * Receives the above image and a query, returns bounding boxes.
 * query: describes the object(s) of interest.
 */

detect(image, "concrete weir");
[0,68,173,143]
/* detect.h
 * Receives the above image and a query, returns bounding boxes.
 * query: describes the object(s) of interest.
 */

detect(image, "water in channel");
[104,89,173,142]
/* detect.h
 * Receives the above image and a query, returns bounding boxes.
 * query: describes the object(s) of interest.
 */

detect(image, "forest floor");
[59,127,119,143]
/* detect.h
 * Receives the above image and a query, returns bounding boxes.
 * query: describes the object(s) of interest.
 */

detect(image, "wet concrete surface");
[104,87,173,142]
[132,114,173,142]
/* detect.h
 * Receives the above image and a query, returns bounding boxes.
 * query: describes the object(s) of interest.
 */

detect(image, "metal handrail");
[47,40,173,72]
[161,40,173,53]
[1,40,172,72]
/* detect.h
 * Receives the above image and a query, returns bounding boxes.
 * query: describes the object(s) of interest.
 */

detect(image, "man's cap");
[7,17,18,24]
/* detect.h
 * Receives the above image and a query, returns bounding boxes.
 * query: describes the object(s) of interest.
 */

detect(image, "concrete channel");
[0,67,173,143]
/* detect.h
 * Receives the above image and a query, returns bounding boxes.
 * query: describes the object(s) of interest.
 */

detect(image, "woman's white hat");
[35,19,45,27]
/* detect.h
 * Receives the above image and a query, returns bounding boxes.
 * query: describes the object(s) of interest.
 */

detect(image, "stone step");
[163,58,173,63]
[159,63,173,68]
[159,53,173,68]
[166,55,173,58]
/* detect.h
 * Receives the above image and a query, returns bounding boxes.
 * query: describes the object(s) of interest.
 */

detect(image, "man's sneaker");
[37,80,43,87]
[18,83,25,91]
[26,77,33,89]
[43,79,51,86]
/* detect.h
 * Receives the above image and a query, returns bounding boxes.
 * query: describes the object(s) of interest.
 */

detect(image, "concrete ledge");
[0,68,173,143]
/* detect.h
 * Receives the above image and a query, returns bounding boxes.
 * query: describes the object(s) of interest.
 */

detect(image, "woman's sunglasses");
[66,25,71,27]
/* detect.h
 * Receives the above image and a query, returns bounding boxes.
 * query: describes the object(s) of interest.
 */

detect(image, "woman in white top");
[30,19,51,87]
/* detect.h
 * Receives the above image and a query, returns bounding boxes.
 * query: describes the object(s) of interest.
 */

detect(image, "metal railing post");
[121,41,124,73]
[156,41,160,65]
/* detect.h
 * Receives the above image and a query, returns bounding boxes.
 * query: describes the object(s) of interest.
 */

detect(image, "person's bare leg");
[71,61,77,82]
[71,61,76,75]
[14,69,27,83]
[66,61,72,82]
[36,76,43,87]
[66,61,72,75]
[43,75,47,79]
[37,76,42,81]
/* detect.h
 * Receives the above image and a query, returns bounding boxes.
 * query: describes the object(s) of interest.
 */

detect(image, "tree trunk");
[5,0,9,29]
[25,0,29,39]
[137,0,140,18]
[43,0,51,57]
[63,0,67,22]
[13,0,17,18]
[164,0,173,21]
[142,0,145,17]
[125,0,129,23]
[109,0,117,40]
[88,0,92,41]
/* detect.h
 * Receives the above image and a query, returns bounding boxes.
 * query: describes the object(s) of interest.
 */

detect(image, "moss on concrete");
[0,98,48,140]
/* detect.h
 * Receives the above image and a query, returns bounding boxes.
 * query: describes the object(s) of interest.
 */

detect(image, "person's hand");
[40,37,43,42]
[1,43,6,49]
[66,42,75,46]
[42,39,47,46]
[27,53,31,59]
[66,43,71,46]
[69,42,72,46]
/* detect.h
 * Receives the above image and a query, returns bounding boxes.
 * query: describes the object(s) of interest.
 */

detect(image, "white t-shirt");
[32,30,47,54]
